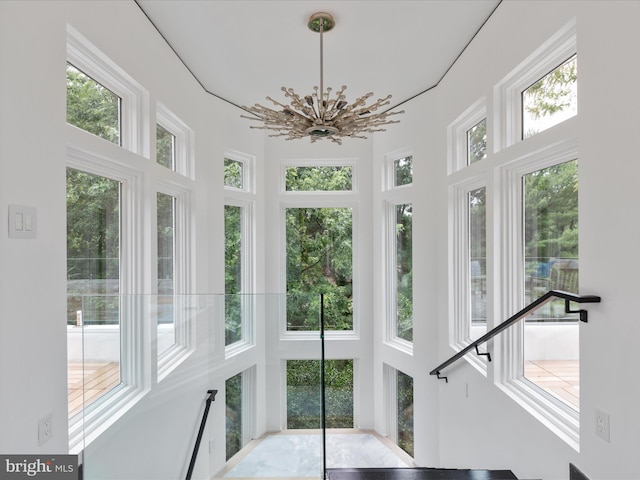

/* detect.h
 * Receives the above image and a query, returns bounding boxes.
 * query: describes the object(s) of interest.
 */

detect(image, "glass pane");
[394,156,413,187]
[226,372,243,460]
[156,124,175,170]
[469,187,487,340]
[397,370,414,457]
[287,359,353,429]
[66,168,121,417]
[286,208,353,331]
[523,159,579,410]
[224,158,243,189]
[225,205,243,345]
[285,166,353,191]
[66,63,121,145]
[467,119,487,165]
[395,204,413,342]
[523,55,577,139]
[157,193,175,356]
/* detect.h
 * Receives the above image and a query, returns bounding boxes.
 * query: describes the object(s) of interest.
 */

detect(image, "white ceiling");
[136,0,501,112]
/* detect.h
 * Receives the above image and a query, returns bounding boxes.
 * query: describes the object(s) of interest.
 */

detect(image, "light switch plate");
[8,204,37,239]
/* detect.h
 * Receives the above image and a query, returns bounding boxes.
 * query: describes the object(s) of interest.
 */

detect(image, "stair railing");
[186,389,218,480]
[430,290,601,382]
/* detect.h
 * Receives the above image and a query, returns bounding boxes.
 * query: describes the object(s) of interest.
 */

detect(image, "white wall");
[0,1,264,479]
[369,1,640,479]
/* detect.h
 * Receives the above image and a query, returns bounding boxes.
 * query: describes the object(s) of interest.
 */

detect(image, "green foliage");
[524,160,578,260]
[224,159,243,189]
[285,166,352,191]
[224,205,242,344]
[397,371,414,457]
[287,360,353,429]
[286,207,353,331]
[394,156,413,187]
[226,373,243,460]
[395,204,413,341]
[156,124,174,169]
[467,119,487,164]
[66,64,120,144]
[66,168,120,324]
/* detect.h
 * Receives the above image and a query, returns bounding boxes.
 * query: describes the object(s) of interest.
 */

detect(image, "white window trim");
[67,25,150,158]
[224,150,256,194]
[224,199,256,358]
[155,182,195,380]
[447,98,487,174]
[156,102,195,179]
[383,199,413,354]
[66,145,149,452]
[383,149,413,191]
[280,200,359,340]
[281,158,358,195]
[493,18,576,152]
[495,136,580,450]
[449,177,489,374]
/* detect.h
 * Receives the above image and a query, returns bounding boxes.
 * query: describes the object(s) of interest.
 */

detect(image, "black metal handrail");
[186,389,218,480]
[430,290,601,382]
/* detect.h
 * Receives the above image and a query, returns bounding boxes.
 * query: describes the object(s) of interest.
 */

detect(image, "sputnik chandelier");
[241,12,403,145]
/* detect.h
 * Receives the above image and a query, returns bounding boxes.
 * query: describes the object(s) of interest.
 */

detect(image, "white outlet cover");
[595,408,610,442]
[38,413,52,445]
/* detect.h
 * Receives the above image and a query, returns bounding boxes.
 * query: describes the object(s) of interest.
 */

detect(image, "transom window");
[156,124,176,170]
[224,158,244,189]
[393,156,413,187]
[66,63,121,145]
[467,119,487,165]
[285,165,353,191]
[522,55,577,139]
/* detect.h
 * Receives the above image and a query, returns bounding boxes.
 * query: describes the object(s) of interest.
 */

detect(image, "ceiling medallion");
[241,12,404,145]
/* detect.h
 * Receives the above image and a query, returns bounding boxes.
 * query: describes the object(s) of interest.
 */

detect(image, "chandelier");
[241,12,403,145]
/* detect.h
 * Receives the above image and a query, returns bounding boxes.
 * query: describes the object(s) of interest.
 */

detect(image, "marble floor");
[221,431,411,479]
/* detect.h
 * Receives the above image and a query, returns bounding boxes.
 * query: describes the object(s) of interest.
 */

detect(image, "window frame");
[382,150,414,352]
[281,158,358,195]
[155,181,195,380]
[449,176,489,373]
[224,150,255,194]
[156,102,195,179]
[66,145,148,452]
[447,98,487,174]
[496,137,580,449]
[280,200,359,339]
[67,25,149,157]
[224,198,256,357]
[493,18,576,151]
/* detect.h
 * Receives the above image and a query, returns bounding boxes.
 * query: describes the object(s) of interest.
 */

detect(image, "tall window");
[285,207,353,331]
[286,359,354,429]
[157,193,176,357]
[396,370,414,457]
[225,204,243,345]
[66,63,121,145]
[469,187,487,340]
[66,168,121,417]
[226,372,243,461]
[522,159,579,409]
[394,204,413,342]
[522,55,577,139]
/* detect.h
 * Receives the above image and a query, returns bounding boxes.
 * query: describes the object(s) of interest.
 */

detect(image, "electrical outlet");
[595,409,610,442]
[38,413,52,445]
